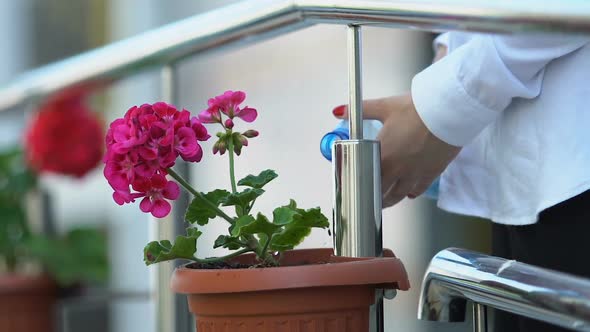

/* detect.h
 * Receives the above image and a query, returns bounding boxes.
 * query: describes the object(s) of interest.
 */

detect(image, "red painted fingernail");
[407,194,417,199]
[332,105,346,117]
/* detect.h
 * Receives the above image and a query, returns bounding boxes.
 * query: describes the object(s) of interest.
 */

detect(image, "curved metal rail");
[2,0,590,112]
[419,248,590,331]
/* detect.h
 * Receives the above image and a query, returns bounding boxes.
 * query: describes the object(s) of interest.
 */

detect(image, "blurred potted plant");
[104,91,409,331]
[0,93,109,332]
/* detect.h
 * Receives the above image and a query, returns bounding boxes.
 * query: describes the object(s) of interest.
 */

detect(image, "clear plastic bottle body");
[320,120,440,200]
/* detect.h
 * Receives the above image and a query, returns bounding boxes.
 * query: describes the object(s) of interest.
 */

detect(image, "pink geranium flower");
[198,90,257,124]
[103,150,139,189]
[112,187,142,206]
[103,102,210,218]
[190,118,210,142]
[132,174,180,218]
[104,92,259,219]
[234,106,257,123]
[175,127,198,159]
[198,97,223,124]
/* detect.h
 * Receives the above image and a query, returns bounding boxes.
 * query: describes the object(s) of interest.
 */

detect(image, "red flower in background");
[24,94,104,178]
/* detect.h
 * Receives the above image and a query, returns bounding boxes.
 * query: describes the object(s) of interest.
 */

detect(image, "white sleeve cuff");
[433,33,450,49]
[411,49,501,147]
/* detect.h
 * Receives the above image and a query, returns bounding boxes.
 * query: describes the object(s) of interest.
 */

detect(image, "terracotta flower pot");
[171,248,409,332]
[0,275,57,332]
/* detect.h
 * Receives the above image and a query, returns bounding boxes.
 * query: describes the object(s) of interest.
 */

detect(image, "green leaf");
[287,199,297,209]
[213,235,245,250]
[0,148,37,270]
[231,213,281,238]
[144,229,201,266]
[186,227,201,238]
[185,189,230,225]
[272,204,299,225]
[230,215,255,237]
[221,188,264,210]
[238,169,278,189]
[0,203,29,260]
[25,227,109,286]
[292,207,330,228]
[0,148,37,198]
[269,207,330,251]
[270,227,311,251]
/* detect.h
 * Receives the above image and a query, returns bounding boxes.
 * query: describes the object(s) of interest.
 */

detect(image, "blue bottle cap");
[320,128,349,161]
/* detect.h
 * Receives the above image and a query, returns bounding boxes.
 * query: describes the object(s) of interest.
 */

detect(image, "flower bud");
[237,134,248,147]
[231,133,247,156]
[213,140,227,155]
[242,129,259,138]
[224,118,234,129]
[219,141,227,155]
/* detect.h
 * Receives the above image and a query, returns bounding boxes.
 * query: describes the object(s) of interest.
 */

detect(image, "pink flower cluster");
[104,102,210,218]
[198,90,259,156]
[199,90,257,124]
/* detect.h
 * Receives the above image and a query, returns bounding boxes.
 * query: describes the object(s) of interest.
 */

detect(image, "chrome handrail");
[2,0,590,112]
[419,248,590,331]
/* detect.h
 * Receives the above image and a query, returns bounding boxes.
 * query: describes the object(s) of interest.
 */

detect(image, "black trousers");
[492,190,590,332]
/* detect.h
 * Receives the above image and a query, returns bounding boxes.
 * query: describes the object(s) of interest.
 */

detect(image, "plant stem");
[193,248,252,264]
[224,137,260,248]
[5,254,16,272]
[259,235,271,259]
[166,168,235,224]
[246,198,257,214]
[226,131,246,217]
[227,132,238,194]
[229,161,237,195]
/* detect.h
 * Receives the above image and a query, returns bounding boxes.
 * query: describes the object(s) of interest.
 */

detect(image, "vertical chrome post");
[348,25,363,140]
[473,303,488,332]
[333,25,384,332]
[153,65,192,332]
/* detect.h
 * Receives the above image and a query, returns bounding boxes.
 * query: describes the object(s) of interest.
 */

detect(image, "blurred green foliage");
[0,148,36,271]
[0,148,108,286]
[26,228,109,286]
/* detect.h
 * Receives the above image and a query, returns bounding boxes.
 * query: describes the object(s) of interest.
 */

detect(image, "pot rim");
[171,248,409,294]
[0,274,56,295]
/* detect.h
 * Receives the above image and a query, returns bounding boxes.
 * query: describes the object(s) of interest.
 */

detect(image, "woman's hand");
[332,94,461,207]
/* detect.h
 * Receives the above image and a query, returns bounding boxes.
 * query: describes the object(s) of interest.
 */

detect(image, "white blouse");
[411,32,590,225]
